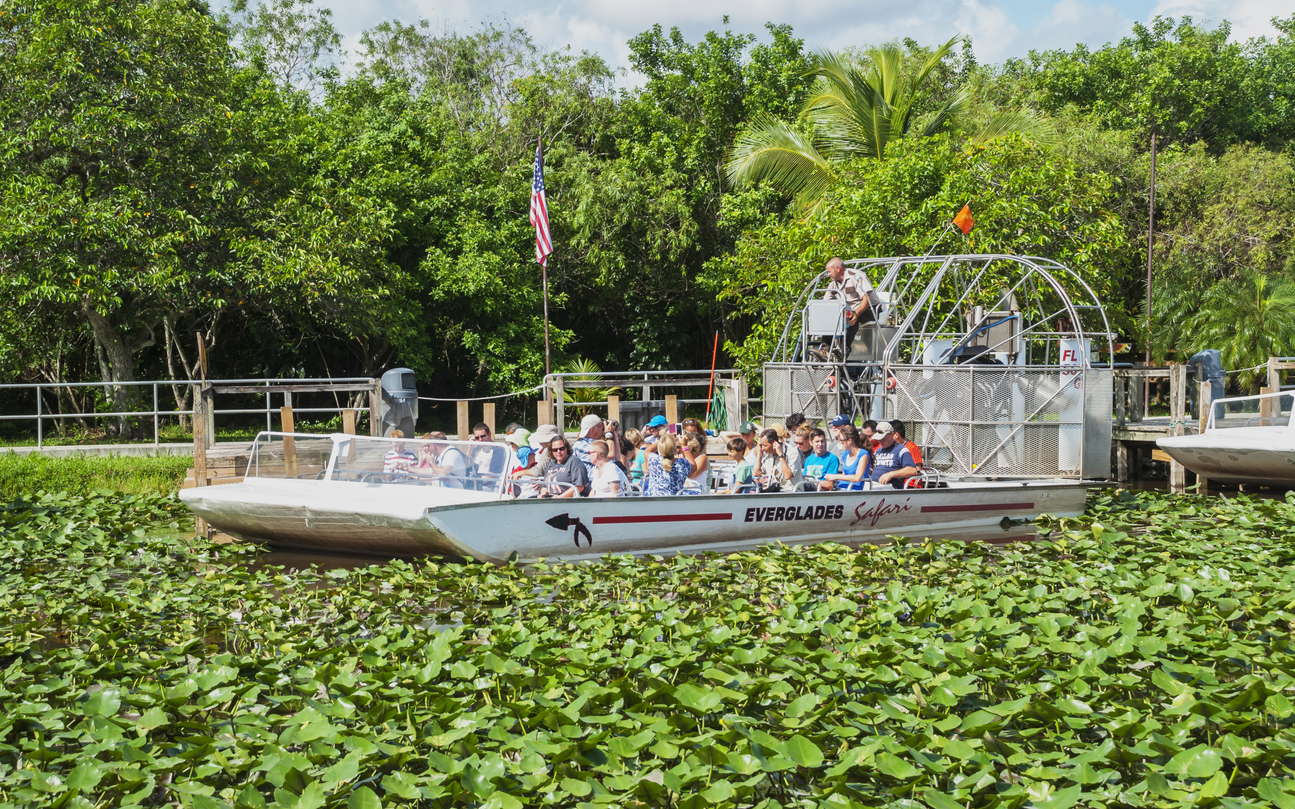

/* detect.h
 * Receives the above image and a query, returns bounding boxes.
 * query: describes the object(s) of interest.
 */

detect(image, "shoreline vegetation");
[0,454,192,501]
[3,487,1295,806]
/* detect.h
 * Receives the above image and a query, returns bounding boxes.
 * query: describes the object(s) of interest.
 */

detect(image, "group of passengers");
[716,412,921,493]
[381,404,922,497]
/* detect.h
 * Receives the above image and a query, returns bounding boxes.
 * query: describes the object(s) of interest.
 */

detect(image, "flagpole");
[539,135,551,378]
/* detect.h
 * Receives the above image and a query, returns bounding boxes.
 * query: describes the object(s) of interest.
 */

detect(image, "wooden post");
[483,403,496,437]
[1269,357,1281,393]
[456,400,470,441]
[607,394,620,424]
[192,384,209,537]
[369,379,382,437]
[538,399,553,427]
[342,409,356,435]
[553,378,566,434]
[1196,380,1212,493]
[281,406,297,478]
[1116,442,1130,483]
[1260,386,1277,425]
[1114,375,1126,429]
[1131,366,1145,422]
[665,394,679,425]
[1169,364,1187,493]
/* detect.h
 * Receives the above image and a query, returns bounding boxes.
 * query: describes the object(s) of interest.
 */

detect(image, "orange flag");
[953,203,974,235]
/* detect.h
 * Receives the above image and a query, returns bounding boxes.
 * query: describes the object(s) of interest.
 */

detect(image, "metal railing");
[0,378,372,449]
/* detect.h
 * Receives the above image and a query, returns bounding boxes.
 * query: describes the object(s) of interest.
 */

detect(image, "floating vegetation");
[2,489,1295,807]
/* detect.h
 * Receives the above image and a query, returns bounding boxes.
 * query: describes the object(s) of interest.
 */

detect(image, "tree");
[0,0,401,430]
[224,0,342,98]
[726,38,1048,213]
[706,134,1130,372]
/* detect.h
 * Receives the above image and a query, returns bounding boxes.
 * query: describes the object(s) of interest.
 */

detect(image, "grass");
[0,453,192,499]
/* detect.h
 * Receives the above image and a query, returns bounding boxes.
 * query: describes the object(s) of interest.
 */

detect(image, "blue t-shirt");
[802,452,840,481]
[870,442,915,488]
[836,449,870,491]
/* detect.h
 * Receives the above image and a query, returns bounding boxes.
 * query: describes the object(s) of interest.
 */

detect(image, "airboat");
[1157,390,1295,487]
[181,254,1114,562]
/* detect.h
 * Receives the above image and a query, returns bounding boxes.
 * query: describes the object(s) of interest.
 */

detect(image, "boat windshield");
[1207,391,1295,431]
[328,434,512,495]
[246,433,339,481]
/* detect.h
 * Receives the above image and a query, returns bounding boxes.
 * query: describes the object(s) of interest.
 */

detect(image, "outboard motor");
[1187,349,1226,421]
[380,368,418,437]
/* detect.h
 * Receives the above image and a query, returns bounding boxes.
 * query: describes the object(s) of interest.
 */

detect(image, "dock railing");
[0,377,377,450]
[537,369,748,433]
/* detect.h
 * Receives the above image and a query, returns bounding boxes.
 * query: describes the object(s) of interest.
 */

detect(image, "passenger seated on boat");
[888,419,923,466]
[822,425,871,491]
[801,428,841,489]
[572,414,605,476]
[382,430,418,473]
[405,431,471,487]
[469,422,509,478]
[681,435,710,494]
[861,420,879,449]
[588,440,630,497]
[869,422,918,488]
[828,414,852,455]
[716,438,755,494]
[755,429,796,492]
[540,437,589,498]
[642,415,668,446]
[624,429,646,483]
[644,433,691,496]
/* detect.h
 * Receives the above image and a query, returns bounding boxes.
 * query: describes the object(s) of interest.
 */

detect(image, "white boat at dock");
[1157,390,1295,487]
[180,433,1087,562]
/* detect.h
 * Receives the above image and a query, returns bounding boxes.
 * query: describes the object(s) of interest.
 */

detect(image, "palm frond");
[968,108,1057,147]
[725,114,838,210]
[918,87,973,137]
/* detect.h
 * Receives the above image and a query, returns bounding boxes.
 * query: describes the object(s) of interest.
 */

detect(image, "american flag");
[530,143,552,267]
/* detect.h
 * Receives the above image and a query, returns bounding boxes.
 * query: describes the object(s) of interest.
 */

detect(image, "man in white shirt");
[824,257,876,357]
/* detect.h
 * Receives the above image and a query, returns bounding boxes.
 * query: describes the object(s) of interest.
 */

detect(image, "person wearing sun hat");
[571,413,605,476]
[642,414,668,445]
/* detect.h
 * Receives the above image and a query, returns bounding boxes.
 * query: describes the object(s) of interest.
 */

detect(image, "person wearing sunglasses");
[540,436,588,498]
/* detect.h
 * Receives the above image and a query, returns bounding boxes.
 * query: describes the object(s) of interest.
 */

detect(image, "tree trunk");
[81,300,143,437]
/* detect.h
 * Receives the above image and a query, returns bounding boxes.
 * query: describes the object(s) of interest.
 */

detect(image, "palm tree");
[1198,274,1295,390]
[726,37,1048,213]
[559,358,622,425]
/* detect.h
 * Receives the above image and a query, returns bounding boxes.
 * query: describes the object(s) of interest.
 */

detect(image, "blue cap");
[830,414,851,427]
[516,446,532,464]
[646,415,668,427]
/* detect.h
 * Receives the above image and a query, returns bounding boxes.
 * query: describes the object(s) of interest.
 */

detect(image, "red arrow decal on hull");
[592,513,732,525]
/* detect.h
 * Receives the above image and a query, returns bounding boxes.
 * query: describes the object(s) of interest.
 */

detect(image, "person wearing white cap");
[571,413,605,477]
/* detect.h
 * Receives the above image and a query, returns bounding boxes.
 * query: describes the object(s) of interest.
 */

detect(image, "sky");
[244,0,1291,82]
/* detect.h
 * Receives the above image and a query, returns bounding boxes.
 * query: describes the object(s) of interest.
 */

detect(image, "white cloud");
[215,0,1292,86]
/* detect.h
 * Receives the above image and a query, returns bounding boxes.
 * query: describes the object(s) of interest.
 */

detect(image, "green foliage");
[1016,15,1295,148]
[5,489,1295,806]
[709,134,1130,371]
[0,454,192,500]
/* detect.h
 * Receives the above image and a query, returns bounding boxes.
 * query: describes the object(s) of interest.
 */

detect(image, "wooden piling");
[665,394,679,425]
[456,400,470,442]
[607,394,620,424]
[281,406,297,478]
[1168,364,1187,494]
[342,409,356,435]
[1196,380,1212,493]
[538,399,553,426]
[192,383,209,537]
[483,403,496,437]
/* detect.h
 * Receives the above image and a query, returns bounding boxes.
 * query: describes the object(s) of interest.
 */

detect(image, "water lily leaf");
[347,786,381,809]
[66,761,104,791]
[701,780,735,802]
[1053,698,1091,715]
[136,706,169,731]
[1266,693,1294,718]
[786,693,819,718]
[83,688,121,717]
[1199,771,1228,799]
[1218,733,1260,762]
[481,791,522,809]
[1256,778,1295,809]
[675,684,722,713]
[876,752,919,780]
[1163,745,1223,778]
[561,777,592,797]
[922,790,964,809]
[784,735,824,768]
[381,772,420,800]
[29,771,67,793]
[322,752,362,785]
[1026,782,1080,809]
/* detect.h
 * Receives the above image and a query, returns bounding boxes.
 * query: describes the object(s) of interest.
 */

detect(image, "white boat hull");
[1157,427,1295,487]
[181,478,1088,563]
